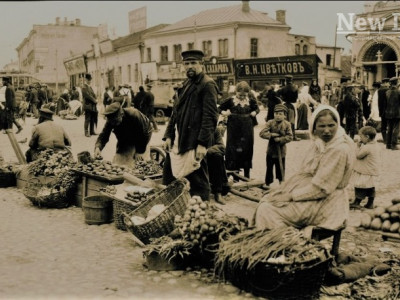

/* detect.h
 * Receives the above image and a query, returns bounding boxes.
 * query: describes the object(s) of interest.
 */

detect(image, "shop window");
[160,46,168,62]
[295,44,300,55]
[147,48,151,62]
[218,39,228,57]
[250,38,258,58]
[174,44,182,62]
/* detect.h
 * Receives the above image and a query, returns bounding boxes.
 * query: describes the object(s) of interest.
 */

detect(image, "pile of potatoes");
[75,159,125,178]
[359,199,400,234]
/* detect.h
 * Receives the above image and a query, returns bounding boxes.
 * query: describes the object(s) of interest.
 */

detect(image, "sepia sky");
[0,1,365,69]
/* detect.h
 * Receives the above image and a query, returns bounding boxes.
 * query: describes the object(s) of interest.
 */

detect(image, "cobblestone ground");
[1,109,400,299]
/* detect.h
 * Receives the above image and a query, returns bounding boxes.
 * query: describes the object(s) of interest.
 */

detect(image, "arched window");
[303,45,308,55]
[295,44,300,55]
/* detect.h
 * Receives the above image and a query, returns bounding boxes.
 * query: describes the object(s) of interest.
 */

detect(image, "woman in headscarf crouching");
[253,105,355,238]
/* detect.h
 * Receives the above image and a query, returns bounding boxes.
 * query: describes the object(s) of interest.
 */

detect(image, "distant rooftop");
[157,3,287,33]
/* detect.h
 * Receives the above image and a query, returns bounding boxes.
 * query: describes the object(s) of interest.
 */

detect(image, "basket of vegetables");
[122,179,191,244]
[0,163,17,188]
[23,172,74,208]
[215,227,332,300]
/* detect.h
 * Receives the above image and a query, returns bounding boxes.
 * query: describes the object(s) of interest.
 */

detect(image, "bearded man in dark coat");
[162,50,219,201]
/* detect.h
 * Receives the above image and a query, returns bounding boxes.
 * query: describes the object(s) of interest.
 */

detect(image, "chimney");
[75,18,81,26]
[242,0,250,13]
[276,10,286,24]
[55,17,60,25]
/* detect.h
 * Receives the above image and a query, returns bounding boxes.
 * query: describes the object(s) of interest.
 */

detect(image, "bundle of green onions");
[214,226,330,277]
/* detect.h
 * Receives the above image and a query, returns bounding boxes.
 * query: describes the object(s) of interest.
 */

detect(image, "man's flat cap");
[181,50,204,61]
[104,101,121,115]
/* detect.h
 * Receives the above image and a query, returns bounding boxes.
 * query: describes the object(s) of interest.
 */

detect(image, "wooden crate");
[72,172,124,208]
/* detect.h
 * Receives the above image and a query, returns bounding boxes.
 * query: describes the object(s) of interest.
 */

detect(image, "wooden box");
[71,170,124,208]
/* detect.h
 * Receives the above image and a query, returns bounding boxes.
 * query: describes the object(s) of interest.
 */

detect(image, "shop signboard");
[235,55,320,80]
[204,58,234,76]
[64,55,87,76]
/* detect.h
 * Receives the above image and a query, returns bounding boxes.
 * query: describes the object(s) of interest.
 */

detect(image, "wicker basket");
[113,197,142,231]
[23,177,72,209]
[0,169,16,188]
[122,179,191,244]
[224,251,332,300]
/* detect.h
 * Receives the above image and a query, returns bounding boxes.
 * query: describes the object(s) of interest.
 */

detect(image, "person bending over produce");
[94,101,152,168]
[253,105,355,238]
[26,107,72,163]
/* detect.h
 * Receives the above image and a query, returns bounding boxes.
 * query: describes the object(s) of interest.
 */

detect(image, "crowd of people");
[3,49,399,237]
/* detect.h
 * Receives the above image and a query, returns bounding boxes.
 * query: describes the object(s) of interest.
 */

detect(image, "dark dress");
[219,96,259,171]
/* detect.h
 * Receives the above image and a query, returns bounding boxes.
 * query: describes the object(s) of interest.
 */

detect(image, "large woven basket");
[224,250,332,300]
[122,179,190,244]
[113,197,141,231]
[0,169,16,188]
[23,177,72,209]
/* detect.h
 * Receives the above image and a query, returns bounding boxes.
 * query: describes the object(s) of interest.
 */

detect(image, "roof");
[157,4,286,33]
[112,24,169,49]
[316,44,343,50]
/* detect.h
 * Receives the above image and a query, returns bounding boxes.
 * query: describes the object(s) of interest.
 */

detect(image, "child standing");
[350,126,380,209]
[259,104,293,190]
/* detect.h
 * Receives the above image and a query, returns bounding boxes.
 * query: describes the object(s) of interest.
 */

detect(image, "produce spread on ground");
[2,149,400,300]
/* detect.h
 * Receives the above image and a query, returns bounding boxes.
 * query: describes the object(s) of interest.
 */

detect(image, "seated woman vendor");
[253,105,355,238]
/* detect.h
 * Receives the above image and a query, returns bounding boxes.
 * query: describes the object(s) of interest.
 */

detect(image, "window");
[202,40,212,57]
[147,48,151,62]
[218,39,228,57]
[174,44,182,62]
[187,42,194,50]
[134,63,138,82]
[250,38,258,58]
[127,64,131,82]
[118,66,122,83]
[303,45,308,55]
[295,44,300,55]
[326,54,332,66]
[160,46,168,62]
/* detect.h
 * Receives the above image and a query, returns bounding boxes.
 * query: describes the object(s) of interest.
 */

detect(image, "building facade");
[349,1,400,88]
[16,17,98,93]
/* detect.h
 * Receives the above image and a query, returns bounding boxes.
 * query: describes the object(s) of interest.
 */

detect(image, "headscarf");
[309,105,352,152]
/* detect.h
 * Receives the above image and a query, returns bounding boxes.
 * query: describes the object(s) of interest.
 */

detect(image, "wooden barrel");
[82,195,113,225]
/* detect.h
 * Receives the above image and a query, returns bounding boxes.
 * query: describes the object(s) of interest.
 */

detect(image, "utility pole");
[333,21,338,69]
[55,49,59,94]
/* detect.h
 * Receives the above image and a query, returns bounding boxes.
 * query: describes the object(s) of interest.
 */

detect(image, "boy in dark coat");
[259,104,293,190]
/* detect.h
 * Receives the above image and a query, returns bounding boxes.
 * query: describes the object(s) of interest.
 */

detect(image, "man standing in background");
[278,75,299,141]
[2,76,23,134]
[81,73,98,137]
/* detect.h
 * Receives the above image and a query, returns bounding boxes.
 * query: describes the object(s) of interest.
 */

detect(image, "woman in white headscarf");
[253,105,355,237]
[296,83,319,130]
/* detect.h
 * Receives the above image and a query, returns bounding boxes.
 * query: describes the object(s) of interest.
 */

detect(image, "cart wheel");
[150,146,166,166]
